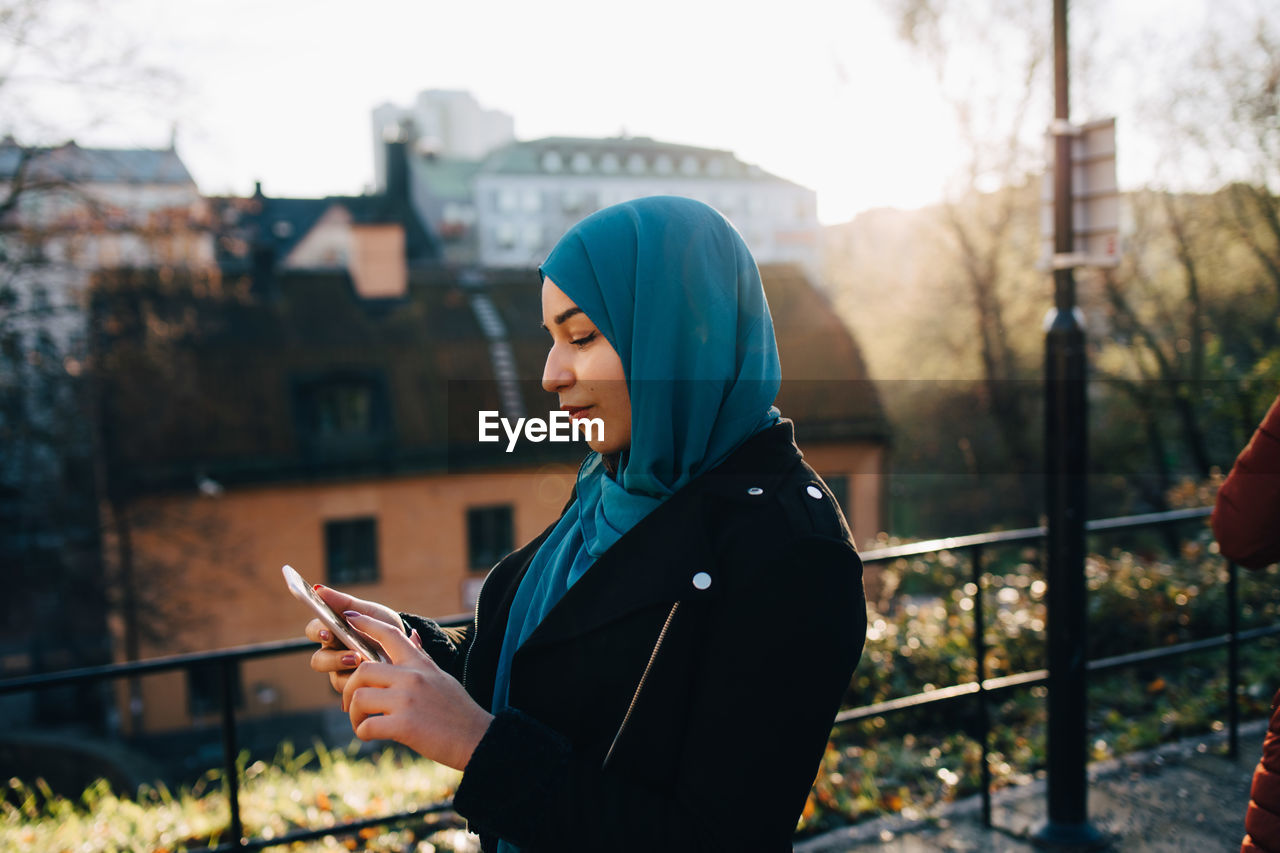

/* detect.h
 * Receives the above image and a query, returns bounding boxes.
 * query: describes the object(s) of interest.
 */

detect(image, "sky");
[7,0,1231,225]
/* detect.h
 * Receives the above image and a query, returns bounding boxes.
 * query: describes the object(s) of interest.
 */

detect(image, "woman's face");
[541,277,631,456]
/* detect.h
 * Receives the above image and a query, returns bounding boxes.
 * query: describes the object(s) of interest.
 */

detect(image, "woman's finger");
[348,685,387,731]
[354,713,394,743]
[341,661,397,712]
[345,612,424,667]
[311,647,362,674]
[304,618,337,647]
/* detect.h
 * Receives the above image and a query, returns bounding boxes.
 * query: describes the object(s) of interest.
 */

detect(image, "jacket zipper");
[461,576,484,693]
[459,580,486,837]
[602,601,681,769]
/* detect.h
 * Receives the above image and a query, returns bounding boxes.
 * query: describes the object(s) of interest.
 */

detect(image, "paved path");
[797,719,1265,852]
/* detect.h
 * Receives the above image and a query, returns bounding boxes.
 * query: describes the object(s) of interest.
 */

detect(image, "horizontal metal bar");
[833,622,1276,726]
[0,615,473,695]
[203,802,460,852]
[859,506,1211,563]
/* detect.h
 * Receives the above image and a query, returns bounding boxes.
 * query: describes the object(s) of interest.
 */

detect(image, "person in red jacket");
[1212,391,1280,852]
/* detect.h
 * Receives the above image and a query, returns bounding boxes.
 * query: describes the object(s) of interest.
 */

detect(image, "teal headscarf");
[490,197,782,725]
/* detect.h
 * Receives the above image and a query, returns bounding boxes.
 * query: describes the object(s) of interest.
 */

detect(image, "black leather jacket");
[403,420,867,851]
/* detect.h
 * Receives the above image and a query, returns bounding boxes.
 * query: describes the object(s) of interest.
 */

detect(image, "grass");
[2,741,464,852]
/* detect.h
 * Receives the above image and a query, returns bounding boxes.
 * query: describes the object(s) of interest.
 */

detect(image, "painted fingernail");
[344,610,361,620]
[319,629,332,642]
[410,628,423,648]
[313,583,323,591]
[341,653,358,667]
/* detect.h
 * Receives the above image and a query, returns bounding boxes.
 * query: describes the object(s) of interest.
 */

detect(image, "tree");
[0,0,183,731]
[845,0,1052,528]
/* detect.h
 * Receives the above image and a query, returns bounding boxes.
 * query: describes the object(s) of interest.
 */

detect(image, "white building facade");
[470,137,821,277]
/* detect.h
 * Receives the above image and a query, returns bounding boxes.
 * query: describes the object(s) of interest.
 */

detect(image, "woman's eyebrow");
[540,306,584,331]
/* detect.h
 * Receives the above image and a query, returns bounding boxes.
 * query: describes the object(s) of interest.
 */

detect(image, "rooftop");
[476,135,804,187]
[0,140,195,185]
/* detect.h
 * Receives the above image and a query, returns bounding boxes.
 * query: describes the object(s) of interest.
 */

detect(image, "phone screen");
[282,565,388,663]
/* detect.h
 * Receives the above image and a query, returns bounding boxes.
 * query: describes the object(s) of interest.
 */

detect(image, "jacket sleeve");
[1213,393,1280,570]
[399,613,470,682]
[450,534,867,851]
[1242,689,1280,852]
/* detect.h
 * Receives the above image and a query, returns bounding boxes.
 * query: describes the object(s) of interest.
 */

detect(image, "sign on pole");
[1040,117,1120,269]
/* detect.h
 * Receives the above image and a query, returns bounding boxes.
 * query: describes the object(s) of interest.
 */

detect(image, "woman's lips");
[562,405,593,420]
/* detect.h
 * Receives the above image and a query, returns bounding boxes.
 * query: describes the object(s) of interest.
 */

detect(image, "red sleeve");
[1213,394,1280,570]
[1243,691,1280,852]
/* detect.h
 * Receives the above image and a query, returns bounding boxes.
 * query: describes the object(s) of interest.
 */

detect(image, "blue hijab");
[490,197,782,721]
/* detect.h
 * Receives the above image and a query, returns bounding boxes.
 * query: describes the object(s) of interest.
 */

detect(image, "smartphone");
[282,564,388,663]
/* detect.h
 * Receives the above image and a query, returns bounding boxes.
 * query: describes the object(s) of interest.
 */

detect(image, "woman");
[305,196,867,851]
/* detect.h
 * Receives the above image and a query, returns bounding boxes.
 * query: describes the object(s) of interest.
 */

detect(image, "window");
[823,475,849,514]
[468,505,513,570]
[626,153,647,174]
[495,222,517,250]
[313,382,374,437]
[541,150,563,172]
[187,659,243,717]
[571,152,592,173]
[653,154,673,175]
[680,155,700,176]
[600,152,620,174]
[293,372,390,458]
[522,222,543,250]
[326,517,379,585]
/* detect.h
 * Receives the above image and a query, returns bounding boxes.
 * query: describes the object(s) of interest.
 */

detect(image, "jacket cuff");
[452,708,571,845]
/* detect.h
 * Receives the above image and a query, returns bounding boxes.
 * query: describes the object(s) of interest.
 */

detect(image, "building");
[90,261,888,734]
[368,92,822,278]
[0,139,212,343]
[470,136,821,277]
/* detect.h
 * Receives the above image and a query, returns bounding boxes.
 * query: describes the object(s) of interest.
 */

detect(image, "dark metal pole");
[220,659,245,846]
[972,545,991,828]
[1228,560,1239,760]
[1034,0,1103,846]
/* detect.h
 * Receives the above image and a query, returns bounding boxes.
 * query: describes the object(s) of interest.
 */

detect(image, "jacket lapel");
[518,484,719,651]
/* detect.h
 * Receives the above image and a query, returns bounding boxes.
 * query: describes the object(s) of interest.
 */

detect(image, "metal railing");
[1,505,1272,848]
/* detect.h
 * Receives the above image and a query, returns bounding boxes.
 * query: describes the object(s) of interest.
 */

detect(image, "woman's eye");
[570,331,598,348]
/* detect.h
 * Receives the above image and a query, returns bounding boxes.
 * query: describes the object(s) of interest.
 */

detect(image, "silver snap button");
[747,487,764,496]
[806,485,824,500]
[692,572,712,590]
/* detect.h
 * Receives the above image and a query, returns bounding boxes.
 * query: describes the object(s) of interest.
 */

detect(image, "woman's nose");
[542,347,573,393]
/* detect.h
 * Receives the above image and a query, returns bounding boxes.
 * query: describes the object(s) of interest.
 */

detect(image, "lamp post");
[1033,0,1104,846]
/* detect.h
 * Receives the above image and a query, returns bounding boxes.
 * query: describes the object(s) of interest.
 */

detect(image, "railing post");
[1228,560,1239,760]
[972,544,991,828]
[220,658,244,846]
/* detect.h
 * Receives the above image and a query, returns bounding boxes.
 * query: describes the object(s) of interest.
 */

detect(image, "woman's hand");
[341,612,494,771]
[306,585,401,693]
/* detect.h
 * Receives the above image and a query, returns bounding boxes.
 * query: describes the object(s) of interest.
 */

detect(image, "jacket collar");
[517,419,802,651]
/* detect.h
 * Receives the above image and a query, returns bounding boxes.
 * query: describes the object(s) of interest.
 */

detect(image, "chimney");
[384,138,409,207]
